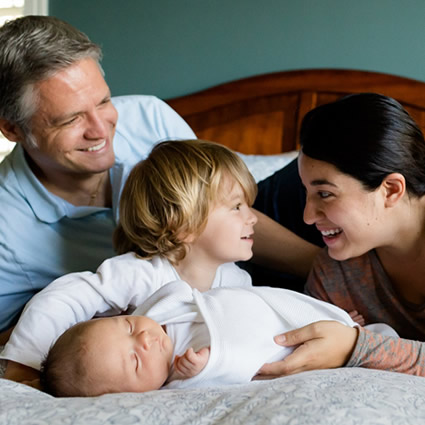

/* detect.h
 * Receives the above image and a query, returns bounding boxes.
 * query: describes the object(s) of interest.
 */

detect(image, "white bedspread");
[1,151,423,424]
[1,368,424,425]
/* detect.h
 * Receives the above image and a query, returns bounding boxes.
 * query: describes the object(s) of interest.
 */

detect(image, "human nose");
[84,111,108,140]
[247,207,258,225]
[136,330,156,351]
[303,196,321,225]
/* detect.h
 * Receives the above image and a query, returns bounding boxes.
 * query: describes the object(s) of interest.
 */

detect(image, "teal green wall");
[49,0,425,99]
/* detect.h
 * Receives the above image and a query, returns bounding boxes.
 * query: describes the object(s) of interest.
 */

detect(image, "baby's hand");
[172,347,210,380]
[349,310,365,326]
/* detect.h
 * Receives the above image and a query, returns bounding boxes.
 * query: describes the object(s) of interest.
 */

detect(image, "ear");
[0,119,25,143]
[179,233,196,244]
[381,173,406,208]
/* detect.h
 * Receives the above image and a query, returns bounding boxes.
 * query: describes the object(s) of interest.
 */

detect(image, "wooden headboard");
[167,69,425,155]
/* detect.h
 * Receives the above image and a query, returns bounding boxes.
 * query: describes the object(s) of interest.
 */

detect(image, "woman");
[259,93,425,377]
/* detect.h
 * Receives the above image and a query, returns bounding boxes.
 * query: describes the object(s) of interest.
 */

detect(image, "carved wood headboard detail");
[167,69,425,155]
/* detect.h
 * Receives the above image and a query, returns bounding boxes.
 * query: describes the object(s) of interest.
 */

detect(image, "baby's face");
[82,315,173,394]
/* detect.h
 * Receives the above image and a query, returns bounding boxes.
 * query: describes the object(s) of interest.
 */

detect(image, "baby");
[41,310,209,396]
[41,280,397,397]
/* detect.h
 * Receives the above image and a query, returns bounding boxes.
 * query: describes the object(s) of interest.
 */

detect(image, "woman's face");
[298,152,388,261]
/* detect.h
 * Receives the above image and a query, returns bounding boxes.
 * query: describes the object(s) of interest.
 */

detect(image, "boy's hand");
[172,347,210,380]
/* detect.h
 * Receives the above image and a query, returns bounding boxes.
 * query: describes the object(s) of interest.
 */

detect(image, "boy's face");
[190,177,257,266]
[82,315,173,394]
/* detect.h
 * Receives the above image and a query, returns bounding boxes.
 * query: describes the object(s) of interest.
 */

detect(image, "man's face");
[24,58,118,181]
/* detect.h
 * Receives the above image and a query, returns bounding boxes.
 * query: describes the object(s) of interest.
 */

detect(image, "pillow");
[0,139,15,163]
[237,151,298,183]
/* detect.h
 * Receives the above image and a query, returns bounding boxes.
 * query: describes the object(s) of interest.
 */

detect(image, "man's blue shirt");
[0,95,195,331]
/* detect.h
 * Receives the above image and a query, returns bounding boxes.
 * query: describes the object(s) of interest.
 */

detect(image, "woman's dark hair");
[300,93,425,197]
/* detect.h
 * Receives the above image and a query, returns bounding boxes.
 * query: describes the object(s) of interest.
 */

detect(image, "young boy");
[1,139,257,373]
[41,280,396,397]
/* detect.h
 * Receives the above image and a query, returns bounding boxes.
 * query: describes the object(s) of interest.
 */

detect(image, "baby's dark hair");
[40,321,99,397]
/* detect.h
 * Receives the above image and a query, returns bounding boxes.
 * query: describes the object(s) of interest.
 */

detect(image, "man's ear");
[381,173,406,208]
[0,119,24,143]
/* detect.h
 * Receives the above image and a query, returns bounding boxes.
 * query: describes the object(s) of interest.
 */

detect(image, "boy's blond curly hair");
[113,139,257,264]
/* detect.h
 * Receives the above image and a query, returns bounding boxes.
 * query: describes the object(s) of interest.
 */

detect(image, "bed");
[2,68,425,425]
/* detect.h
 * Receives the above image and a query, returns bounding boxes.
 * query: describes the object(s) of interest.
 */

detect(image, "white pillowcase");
[237,151,298,183]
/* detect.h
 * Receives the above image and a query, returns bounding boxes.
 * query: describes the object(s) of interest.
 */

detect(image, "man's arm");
[0,326,13,345]
[252,210,320,278]
[3,360,41,387]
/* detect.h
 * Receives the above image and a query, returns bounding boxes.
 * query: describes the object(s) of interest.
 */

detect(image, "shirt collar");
[13,144,109,223]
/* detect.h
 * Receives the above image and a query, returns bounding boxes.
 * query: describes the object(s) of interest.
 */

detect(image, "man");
[0,16,195,340]
[0,15,319,383]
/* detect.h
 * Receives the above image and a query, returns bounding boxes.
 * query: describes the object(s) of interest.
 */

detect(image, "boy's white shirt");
[0,252,251,370]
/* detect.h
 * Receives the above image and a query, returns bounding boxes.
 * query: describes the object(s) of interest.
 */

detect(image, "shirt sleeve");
[0,241,35,332]
[347,327,425,375]
[151,97,196,140]
[0,253,162,370]
[112,95,196,159]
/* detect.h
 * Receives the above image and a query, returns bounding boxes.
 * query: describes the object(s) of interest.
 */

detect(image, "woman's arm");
[252,210,320,278]
[348,327,425,374]
[258,321,425,377]
[257,243,425,377]
[257,320,358,377]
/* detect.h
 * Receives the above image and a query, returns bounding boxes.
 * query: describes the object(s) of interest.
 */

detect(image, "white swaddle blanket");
[135,281,396,389]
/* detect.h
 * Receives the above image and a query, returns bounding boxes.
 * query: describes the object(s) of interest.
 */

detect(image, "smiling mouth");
[321,228,343,238]
[79,140,106,152]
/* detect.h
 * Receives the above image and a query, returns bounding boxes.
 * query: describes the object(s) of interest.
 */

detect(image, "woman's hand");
[256,321,359,378]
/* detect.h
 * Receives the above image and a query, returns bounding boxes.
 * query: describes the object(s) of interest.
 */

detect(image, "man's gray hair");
[0,15,102,147]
